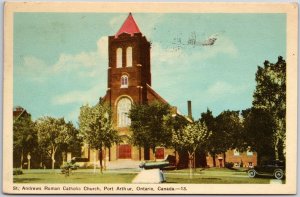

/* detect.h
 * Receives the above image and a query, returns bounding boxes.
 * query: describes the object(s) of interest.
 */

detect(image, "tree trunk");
[212,153,216,167]
[93,150,96,174]
[104,148,106,170]
[51,153,55,170]
[144,146,150,160]
[223,152,226,166]
[51,146,56,170]
[99,148,103,174]
[174,150,178,168]
[152,147,156,161]
[193,151,196,172]
[274,136,279,160]
[139,147,141,161]
[188,152,193,179]
[20,149,24,169]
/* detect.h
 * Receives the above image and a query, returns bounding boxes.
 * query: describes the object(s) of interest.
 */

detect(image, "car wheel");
[274,169,284,180]
[248,169,256,178]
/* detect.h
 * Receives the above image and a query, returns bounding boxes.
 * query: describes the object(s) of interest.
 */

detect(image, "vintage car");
[247,160,285,180]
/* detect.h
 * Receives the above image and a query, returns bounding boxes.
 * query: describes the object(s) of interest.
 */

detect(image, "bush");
[225,162,234,169]
[13,169,23,175]
[60,161,79,176]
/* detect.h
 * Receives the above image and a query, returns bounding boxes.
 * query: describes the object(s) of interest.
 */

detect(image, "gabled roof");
[146,84,168,104]
[115,13,141,37]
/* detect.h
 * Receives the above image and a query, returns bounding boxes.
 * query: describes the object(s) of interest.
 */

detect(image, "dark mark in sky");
[166,31,224,52]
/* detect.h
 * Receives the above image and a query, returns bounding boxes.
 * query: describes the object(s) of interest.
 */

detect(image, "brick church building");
[80,13,257,169]
[81,13,175,166]
[102,13,174,161]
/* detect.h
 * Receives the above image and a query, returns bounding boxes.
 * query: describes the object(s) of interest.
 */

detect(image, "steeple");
[115,13,141,37]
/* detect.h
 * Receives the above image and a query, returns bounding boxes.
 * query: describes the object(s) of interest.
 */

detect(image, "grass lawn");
[14,170,137,184]
[13,168,276,184]
[164,167,271,184]
[164,174,270,184]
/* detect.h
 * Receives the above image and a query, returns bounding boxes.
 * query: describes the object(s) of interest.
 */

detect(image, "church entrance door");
[118,144,132,159]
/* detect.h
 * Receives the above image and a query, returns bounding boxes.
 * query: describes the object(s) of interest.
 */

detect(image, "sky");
[13,13,286,125]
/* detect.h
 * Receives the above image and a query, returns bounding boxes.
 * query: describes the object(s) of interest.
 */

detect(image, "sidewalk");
[105,159,141,170]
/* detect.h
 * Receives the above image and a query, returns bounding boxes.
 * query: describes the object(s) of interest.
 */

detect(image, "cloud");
[207,81,236,97]
[151,42,184,64]
[151,34,237,70]
[52,36,108,78]
[17,35,109,124]
[52,51,99,77]
[52,84,105,105]
[19,36,109,81]
[17,56,52,82]
[97,36,108,59]
[205,81,250,101]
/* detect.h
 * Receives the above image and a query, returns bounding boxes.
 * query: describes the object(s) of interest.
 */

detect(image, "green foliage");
[58,122,83,157]
[36,117,79,169]
[172,121,211,178]
[13,169,23,175]
[252,56,286,160]
[60,160,78,177]
[242,108,276,162]
[200,109,219,166]
[172,121,211,157]
[215,110,243,151]
[200,109,244,165]
[13,115,37,168]
[79,101,119,150]
[129,101,172,154]
[78,100,119,173]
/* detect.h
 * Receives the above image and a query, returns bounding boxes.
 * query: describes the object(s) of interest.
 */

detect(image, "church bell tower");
[104,13,152,160]
[106,13,151,106]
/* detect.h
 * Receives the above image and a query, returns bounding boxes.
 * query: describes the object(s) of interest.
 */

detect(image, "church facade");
[102,13,173,161]
[81,13,175,164]
[80,13,257,168]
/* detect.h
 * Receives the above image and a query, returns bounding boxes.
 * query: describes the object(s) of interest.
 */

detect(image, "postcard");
[3,2,298,194]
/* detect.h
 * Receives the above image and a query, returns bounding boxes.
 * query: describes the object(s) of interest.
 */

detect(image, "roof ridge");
[146,84,168,104]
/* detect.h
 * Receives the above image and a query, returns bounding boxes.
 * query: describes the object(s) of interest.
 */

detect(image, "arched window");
[116,48,122,68]
[120,75,128,88]
[126,47,132,67]
[117,97,131,127]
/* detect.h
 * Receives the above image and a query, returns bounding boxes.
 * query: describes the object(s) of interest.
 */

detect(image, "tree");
[200,109,219,167]
[58,122,83,162]
[13,115,37,169]
[242,108,276,164]
[165,113,190,167]
[252,56,286,160]
[214,110,243,163]
[129,101,172,160]
[79,100,119,173]
[172,121,211,178]
[36,117,77,170]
